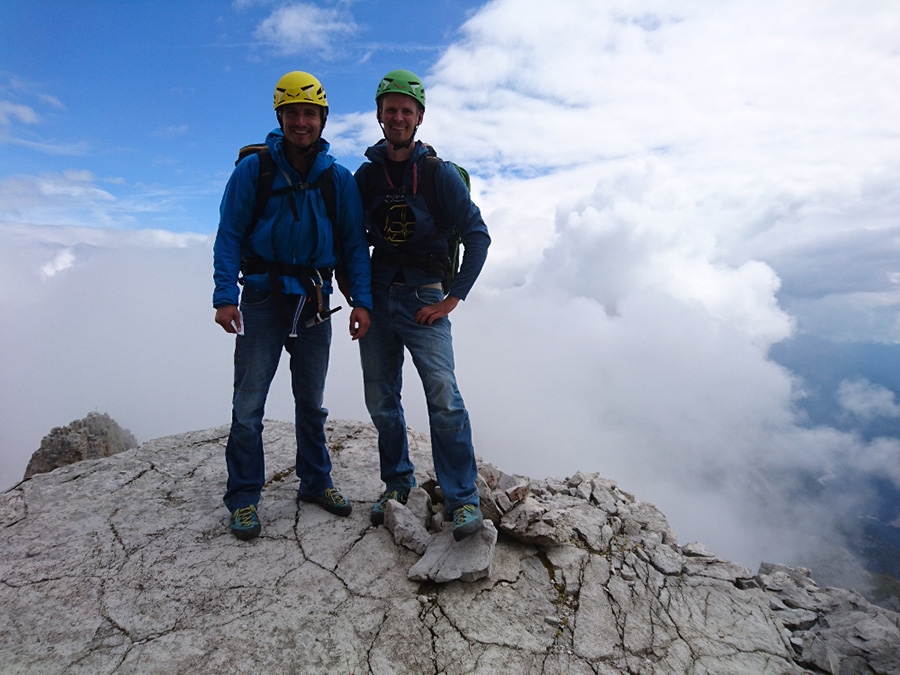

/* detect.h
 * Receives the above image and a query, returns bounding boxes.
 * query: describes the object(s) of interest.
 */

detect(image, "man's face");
[279,103,323,150]
[377,93,424,148]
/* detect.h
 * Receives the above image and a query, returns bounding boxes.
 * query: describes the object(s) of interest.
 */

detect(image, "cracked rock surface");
[2,419,898,674]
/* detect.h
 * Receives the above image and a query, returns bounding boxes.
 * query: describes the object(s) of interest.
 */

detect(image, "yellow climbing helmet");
[273,71,329,112]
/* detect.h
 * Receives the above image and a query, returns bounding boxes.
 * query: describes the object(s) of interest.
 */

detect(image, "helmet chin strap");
[380,121,418,151]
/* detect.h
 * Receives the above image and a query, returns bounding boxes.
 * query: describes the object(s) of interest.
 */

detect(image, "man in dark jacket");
[213,71,372,540]
[355,69,490,540]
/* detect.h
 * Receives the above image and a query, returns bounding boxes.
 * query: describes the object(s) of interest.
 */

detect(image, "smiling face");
[278,103,324,151]
[377,92,424,151]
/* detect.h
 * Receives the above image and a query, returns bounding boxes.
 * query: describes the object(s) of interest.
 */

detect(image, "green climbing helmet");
[375,69,426,109]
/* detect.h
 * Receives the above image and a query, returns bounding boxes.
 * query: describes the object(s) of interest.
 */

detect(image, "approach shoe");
[298,487,352,517]
[230,504,261,541]
[370,488,411,525]
[452,503,484,541]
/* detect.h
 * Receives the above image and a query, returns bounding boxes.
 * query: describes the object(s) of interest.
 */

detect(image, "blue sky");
[3,0,900,591]
[0,0,483,231]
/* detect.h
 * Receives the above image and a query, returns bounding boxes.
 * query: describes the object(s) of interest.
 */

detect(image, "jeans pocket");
[240,285,271,307]
[414,287,445,306]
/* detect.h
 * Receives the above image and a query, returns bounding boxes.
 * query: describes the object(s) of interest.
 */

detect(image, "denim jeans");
[223,285,333,512]
[359,283,479,512]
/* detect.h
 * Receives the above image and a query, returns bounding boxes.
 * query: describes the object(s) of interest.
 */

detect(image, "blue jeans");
[223,286,333,512]
[359,283,479,512]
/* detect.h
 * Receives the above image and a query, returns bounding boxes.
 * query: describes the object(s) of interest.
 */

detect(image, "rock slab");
[1,419,898,674]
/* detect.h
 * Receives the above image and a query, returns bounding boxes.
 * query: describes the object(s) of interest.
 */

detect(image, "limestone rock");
[383,487,497,581]
[384,498,432,554]
[23,411,137,479]
[408,521,497,583]
[758,563,900,674]
[1,419,898,675]
[404,486,432,527]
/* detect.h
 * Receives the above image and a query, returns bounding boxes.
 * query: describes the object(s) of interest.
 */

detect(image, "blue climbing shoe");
[298,487,352,516]
[230,504,261,541]
[370,488,410,525]
[452,504,484,541]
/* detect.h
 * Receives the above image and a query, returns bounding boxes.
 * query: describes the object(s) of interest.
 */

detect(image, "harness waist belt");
[240,255,333,282]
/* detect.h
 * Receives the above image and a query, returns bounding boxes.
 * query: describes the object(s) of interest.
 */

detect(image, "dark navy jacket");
[355,140,490,300]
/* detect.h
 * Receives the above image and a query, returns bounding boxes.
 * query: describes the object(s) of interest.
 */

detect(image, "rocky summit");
[1,420,898,675]
[23,411,138,480]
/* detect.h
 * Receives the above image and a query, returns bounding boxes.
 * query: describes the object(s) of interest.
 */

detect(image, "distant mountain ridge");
[1,419,898,674]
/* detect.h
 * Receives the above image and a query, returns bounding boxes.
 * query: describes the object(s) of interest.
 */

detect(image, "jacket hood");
[266,128,335,179]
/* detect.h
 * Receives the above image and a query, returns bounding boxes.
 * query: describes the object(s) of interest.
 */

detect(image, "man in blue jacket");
[356,70,491,541]
[213,71,372,541]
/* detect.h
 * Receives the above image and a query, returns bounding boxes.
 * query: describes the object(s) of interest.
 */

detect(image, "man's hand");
[415,296,460,325]
[349,307,371,340]
[215,305,242,333]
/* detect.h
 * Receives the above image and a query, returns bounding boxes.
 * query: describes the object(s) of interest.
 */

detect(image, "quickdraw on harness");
[284,269,342,337]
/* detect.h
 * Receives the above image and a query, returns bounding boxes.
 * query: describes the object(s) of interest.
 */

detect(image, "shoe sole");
[298,493,352,517]
[231,525,261,541]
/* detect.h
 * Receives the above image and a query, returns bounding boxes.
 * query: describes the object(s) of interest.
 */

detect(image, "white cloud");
[0,172,122,228]
[419,0,900,345]
[837,379,900,420]
[40,249,76,277]
[0,101,39,126]
[35,93,64,110]
[252,3,357,56]
[0,171,213,231]
[153,124,189,139]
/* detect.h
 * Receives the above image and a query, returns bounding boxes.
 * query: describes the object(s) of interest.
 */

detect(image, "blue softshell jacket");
[355,140,490,300]
[213,129,373,310]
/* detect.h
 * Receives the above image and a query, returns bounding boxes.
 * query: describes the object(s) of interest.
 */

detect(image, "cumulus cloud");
[413,0,900,573]
[838,379,900,420]
[252,2,357,56]
[421,0,900,344]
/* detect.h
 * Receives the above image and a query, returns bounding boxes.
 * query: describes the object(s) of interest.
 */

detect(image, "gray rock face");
[23,411,138,479]
[1,419,898,674]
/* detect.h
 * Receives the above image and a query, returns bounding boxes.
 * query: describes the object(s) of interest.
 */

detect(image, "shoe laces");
[377,489,408,508]
[324,487,348,506]
[233,505,258,527]
[454,503,478,526]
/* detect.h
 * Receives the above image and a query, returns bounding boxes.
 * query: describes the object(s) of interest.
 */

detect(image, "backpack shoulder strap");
[235,145,276,242]
[358,161,382,208]
[317,165,337,228]
[420,155,449,234]
[316,166,343,273]
[240,145,338,242]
